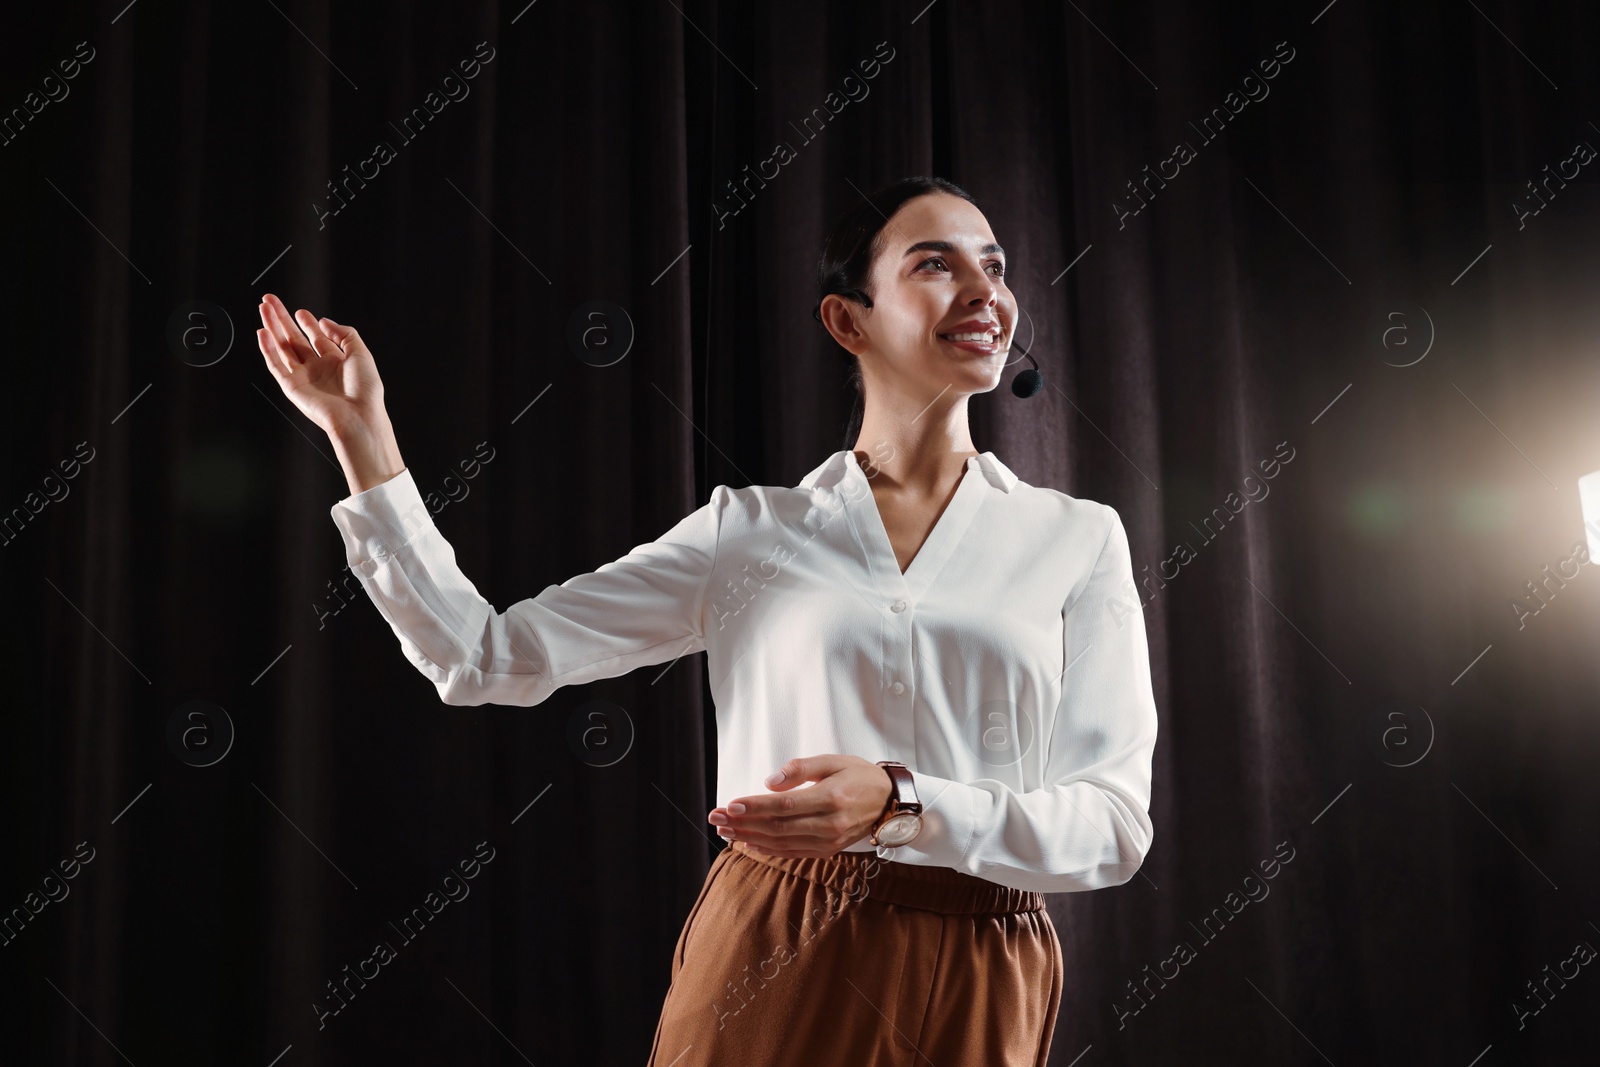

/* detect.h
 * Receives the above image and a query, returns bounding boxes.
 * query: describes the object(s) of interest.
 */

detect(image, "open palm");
[256,292,387,438]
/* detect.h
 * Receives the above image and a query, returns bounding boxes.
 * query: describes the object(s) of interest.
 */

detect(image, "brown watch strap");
[875,760,922,815]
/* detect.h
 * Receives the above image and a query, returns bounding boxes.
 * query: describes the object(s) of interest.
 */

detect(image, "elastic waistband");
[728,841,1045,915]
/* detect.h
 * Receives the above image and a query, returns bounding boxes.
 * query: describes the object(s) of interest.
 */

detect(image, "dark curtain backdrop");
[4,1,1599,1064]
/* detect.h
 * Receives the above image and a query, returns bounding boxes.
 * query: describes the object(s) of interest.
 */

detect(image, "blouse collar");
[798,449,1017,494]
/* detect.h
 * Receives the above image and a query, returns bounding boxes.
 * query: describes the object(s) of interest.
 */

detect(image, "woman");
[256,176,1159,1066]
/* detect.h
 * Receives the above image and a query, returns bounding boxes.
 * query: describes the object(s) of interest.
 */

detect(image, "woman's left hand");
[707,755,893,859]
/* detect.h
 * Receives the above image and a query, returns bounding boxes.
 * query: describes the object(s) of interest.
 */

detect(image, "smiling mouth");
[938,330,1005,351]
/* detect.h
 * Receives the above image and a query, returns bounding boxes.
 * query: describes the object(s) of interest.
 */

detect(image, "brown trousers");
[646,839,1063,1066]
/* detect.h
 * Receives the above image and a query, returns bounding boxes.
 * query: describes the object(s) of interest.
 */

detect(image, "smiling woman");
[813,176,1016,449]
[649,178,1157,1065]
[257,175,1157,1067]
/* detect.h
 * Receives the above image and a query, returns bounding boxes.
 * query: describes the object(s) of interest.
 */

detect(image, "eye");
[914,255,1007,278]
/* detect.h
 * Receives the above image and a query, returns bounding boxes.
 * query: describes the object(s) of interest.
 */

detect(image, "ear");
[818,292,870,356]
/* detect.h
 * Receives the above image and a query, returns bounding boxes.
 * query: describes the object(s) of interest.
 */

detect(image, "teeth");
[943,331,997,342]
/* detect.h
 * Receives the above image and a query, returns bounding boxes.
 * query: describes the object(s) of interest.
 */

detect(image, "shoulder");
[712,480,837,524]
[1014,481,1121,536]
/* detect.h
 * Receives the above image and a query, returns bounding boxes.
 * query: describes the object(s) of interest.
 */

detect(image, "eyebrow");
[902,240,1005,258]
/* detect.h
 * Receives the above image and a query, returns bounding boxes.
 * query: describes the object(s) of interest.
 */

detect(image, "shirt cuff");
[327,467,437,568]
[874,770,983,869]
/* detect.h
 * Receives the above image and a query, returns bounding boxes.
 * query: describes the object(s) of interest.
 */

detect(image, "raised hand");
[257,292,407,495]
[256,293,388,438]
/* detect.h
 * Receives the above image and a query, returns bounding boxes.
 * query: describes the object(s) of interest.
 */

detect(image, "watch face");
[877,812,923,847]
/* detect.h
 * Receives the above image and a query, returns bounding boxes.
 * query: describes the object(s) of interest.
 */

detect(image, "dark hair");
[813,176,979,450]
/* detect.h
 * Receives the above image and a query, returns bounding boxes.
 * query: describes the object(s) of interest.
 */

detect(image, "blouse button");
[890,600,907,613]
[891,681,906,695]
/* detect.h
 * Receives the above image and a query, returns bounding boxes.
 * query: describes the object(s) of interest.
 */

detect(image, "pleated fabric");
[647,840,1064,1066]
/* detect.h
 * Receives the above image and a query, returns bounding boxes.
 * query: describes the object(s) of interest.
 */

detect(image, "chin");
[954,366,1004,394]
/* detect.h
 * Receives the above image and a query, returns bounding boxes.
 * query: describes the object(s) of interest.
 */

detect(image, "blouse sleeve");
[328,468,724,707]
[885,504,1159,894]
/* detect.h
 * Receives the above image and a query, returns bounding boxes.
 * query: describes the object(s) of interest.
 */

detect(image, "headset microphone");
[1010,340,1044,398]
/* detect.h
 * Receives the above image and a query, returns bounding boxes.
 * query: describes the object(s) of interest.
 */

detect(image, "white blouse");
[328,448,1159,894]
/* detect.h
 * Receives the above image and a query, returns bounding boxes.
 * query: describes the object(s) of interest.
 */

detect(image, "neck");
[850,424,976,496]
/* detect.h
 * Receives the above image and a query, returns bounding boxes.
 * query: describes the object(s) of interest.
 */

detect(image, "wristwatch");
[869,760,924,847]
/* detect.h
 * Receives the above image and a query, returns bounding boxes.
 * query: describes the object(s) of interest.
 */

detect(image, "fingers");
[260,294,299,351]
[712,776,862,855]
[764,757,803,788]
[317,315,370,359]
[314,315,342,348]
[257,298,307,375]
[257,294,367,366]
[710,796,841,855]
[259,297,309,367]
[766,755,846,789]
[712,755,887,857]
[710,807,824,839]
[294,308,345,361]
[257,328,279,375]
[257,324,295,378]
[717,785,834,822]
[264,293,337,366]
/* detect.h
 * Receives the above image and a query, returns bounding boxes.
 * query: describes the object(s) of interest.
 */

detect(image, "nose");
[962,272,999,308]
[959,275,1008,332]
